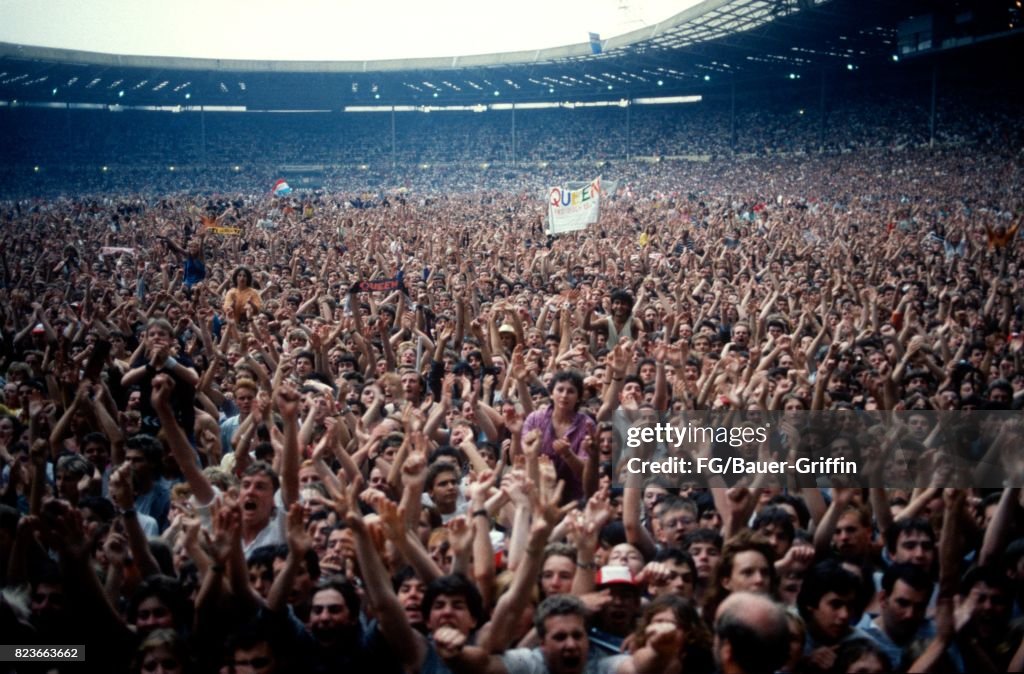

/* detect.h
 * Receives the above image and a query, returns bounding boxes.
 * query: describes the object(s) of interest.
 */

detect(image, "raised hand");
[503,405,524,436]
[467,469,498,505]
[210,497,242,564]
[151,373,176,411]
[534,473,567,520]
[374,496,405,542]
[274,383,301,421]
[148,337,170,368]
[286,502,312,557]
[643,618,684,655]
[510,345,528,381]
[103,532,131,569]
[552,437,573,460]
[584,486,612,529]
[610,339,634,378]
[537,455,558,493]
[108,463,136,511]
[522,429,541,459]
[502,469,535,509]
[776,543,815,573]
[434,625,468,659]
[40,500,89,561]
[402,448,428,487]
[446,516,475,556]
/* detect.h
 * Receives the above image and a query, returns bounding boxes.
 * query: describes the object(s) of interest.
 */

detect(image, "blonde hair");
[234,379,258,395]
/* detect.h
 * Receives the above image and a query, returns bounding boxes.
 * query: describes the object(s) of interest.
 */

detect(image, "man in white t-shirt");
[153,374,299,560]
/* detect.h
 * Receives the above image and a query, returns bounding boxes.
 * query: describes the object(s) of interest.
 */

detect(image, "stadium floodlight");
[169,166,175,171]
[704,75,711,81]
[511,102,558,110]
[548,87,555,93]
[607,85,613,90]
[52,88,57,95]
[493,91,500,96]
[632,95,702,105]
[118,90,124,97]
[657,80,664,86]
[892,54,899,62]
[101,166,108,172]
[847,63,855,71]
[233,166,241,171]
[185,93,191,100]
[433,92,438,98]
[374,93,380,99]
[33,166,40,172]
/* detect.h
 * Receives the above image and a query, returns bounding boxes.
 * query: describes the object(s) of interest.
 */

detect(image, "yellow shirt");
[223,287,261,321]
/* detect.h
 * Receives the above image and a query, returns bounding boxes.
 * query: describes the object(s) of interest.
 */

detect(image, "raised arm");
[108,463,162,578]
[267,503,311,613]
[345,479,429,671]
[813,487,853,558]
[479,482,565,654]
[274,384,302,508]
[152,374,216,505]
[979,487,1018,568]
[571,487,612,595]
[597,339,632,422]
[467,470,498,610]
[623,482,658,561]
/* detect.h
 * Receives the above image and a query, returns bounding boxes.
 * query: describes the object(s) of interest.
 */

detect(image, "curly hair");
[630,594,713,670]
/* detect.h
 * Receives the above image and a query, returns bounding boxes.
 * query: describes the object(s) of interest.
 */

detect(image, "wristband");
[576,560,599,570]
[472,509,489,519]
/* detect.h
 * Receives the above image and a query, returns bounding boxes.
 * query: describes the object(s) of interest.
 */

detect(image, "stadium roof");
[0,0,997,109]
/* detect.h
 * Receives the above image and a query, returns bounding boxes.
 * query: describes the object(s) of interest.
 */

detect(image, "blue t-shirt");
[183,255,206,288]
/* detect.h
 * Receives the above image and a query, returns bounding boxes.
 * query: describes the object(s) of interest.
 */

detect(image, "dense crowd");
[0,102,1023,674]
[3,83,1022,193]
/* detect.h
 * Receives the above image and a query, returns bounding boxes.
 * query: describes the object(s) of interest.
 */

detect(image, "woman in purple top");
[522,370,596,501]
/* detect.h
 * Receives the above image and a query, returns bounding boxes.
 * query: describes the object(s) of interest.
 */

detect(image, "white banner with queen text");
[547,176,601,234]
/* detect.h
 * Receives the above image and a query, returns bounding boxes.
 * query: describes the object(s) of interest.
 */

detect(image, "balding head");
[714,592,789,674]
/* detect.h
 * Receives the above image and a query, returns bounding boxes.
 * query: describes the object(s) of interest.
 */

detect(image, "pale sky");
[0,0,699,61]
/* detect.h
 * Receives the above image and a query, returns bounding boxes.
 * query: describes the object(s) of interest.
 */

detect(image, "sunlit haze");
[0,0,700,61]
